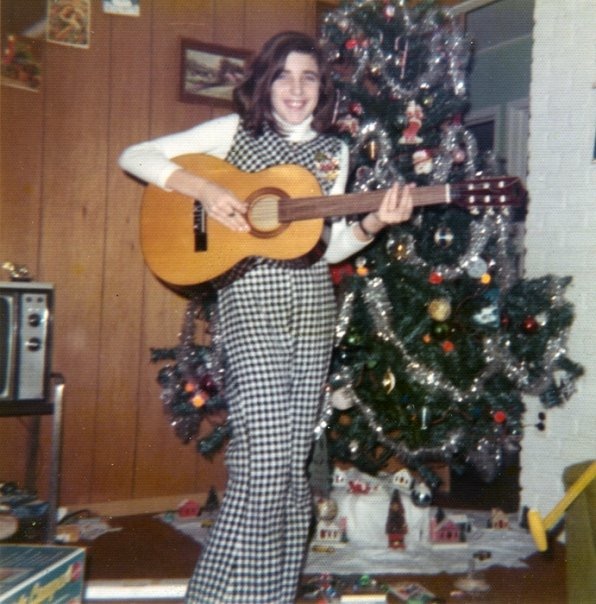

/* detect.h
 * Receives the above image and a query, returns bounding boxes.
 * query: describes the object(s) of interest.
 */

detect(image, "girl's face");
[270,51,321,125]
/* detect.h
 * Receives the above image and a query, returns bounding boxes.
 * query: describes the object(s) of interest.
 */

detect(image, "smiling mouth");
[286,100,306,108]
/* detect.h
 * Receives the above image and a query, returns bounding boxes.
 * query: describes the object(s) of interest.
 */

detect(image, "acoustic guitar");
[140,154,526,289]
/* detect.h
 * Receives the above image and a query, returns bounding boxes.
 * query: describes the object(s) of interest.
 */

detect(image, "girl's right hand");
[196,179,250,232]
[166,168,249,232]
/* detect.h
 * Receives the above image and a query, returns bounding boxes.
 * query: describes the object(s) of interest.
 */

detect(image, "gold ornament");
[428,298,452,322]
[393,242,409,260]
[365,139,378,161]
[316,497,338,521]
[383,368,396,393]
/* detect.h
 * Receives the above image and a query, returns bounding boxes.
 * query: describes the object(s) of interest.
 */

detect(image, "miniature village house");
[429,509,471,547]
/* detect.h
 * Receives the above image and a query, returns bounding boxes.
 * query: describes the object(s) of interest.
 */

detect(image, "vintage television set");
[0,281,53,414]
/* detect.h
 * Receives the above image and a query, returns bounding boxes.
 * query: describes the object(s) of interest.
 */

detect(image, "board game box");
[0,544,85,603]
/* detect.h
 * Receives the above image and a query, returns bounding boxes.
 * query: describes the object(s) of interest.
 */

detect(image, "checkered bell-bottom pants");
[186,260,336,604]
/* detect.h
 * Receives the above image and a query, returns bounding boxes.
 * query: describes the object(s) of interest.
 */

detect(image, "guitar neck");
[279,184,451,222]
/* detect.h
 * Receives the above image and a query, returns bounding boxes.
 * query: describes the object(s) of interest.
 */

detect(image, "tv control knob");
[26,337,42,352]
[28,313,42,327]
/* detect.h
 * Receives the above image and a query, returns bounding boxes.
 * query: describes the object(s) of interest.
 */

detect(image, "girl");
[119,30,413,604]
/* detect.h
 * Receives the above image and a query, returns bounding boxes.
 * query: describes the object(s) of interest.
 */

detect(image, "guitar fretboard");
[279,184,450,222]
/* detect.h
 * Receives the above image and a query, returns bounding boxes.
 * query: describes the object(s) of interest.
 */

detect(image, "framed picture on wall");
[179,39,251,106]
[46,0,91,48]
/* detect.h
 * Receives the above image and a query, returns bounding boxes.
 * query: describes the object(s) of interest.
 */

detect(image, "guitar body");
[140,154,324,288]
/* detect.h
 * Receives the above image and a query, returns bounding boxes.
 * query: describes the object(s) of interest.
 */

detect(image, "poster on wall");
[103,0,140,17]
[1,35,42,92]
[46,0,91,48]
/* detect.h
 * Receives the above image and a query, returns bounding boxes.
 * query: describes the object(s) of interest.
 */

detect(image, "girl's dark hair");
[233,31,336,136]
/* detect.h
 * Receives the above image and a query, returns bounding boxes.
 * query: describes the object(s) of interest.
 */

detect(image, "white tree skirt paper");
[160,472,537,576]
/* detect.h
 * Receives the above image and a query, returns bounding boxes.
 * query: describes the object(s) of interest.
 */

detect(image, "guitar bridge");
[193,200,207,251]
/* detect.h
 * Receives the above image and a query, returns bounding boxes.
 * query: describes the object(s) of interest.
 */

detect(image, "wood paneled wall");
[0,0,320,506]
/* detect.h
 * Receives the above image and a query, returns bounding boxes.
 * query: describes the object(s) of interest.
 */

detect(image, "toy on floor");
[311,497,348,551]
[453,552,492,594]
[527,460,595,551]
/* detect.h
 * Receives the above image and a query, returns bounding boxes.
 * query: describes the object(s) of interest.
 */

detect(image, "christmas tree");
[151,1,582,492]
[313,0,583,488]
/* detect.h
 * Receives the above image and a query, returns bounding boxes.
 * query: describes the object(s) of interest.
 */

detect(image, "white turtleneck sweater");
[118,113,371,264]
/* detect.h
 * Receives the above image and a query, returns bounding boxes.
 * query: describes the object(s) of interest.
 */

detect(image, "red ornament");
[345,38,358,50]
[452,148,466,164]
[428,272,443,285]
[349,101,363,116]
[493,410,507,424]
[200,375,218,396]
[441,340,455,353]
[522,316,539,333]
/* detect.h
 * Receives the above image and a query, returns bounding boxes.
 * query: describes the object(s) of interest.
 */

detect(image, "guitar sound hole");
[246,188,287,238]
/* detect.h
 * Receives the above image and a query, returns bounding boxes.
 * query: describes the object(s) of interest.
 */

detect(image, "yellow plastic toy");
[527,460,596,551]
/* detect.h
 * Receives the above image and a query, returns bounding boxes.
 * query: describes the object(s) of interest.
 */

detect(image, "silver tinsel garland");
[323,2,469,100]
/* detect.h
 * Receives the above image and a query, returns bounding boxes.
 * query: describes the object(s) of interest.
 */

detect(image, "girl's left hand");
[376,182,414,225]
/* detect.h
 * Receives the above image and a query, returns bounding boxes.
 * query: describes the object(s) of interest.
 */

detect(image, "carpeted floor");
[82,514,567,603]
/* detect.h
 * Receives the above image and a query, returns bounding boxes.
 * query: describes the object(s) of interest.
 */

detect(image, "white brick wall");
[521,0,596,515]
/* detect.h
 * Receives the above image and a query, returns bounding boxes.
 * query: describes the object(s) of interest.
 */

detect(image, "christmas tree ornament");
[336,114,360,136]
[383,368,397,393]
[192,392,208,408]
[420,405,431,429]
[521,315,539,333]
[339,413,353,427]
[399,100,424,144]
[331,386,355,410]
[355,256,370,276]
[411,482,432,507]
[413,149,433,175]
[349,101,364,116]
[493,410,507,424]
[428,297,452,321]
[428,271,443,284]
[433,226,454,248]
[365,138,379,161]
[464,256,489,279]
[441,340,455,353]
[347,328,363,345]
[473,304,500,328]
[452,147,466,163]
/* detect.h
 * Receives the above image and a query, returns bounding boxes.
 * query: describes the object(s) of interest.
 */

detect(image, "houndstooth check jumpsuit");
[119,113,372,603]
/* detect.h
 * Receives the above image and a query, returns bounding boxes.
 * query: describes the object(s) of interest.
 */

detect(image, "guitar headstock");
[451,176,527,209]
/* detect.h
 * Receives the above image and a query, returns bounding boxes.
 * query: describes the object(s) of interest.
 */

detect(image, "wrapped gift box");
[0,544,85,603]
